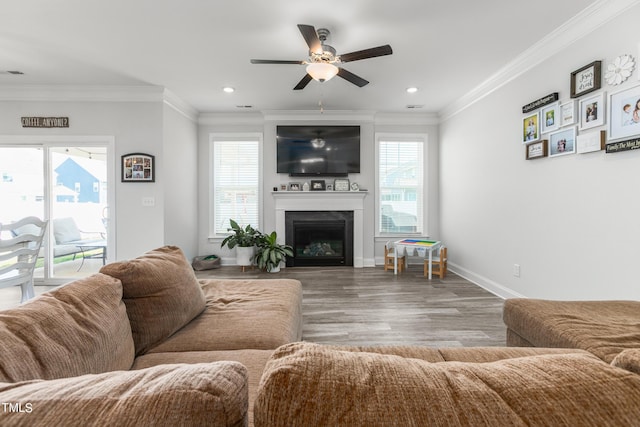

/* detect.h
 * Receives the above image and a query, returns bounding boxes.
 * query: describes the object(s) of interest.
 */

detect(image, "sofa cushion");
[611,348,640,375]
[100,246,206,355]
[0,362,247,427]
[133,349,274,427]
[503,298,640,362]
[0,273,134,382]
[254,342,640,427]
[147,278,302,353]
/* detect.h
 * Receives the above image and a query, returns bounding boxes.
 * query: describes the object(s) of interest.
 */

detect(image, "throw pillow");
[0,273,134,382]
[100,245,206,355]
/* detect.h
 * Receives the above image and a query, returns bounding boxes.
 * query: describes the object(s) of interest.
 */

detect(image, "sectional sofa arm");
[0,362,248,427]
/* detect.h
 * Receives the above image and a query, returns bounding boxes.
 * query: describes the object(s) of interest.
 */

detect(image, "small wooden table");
[393,239,441,279]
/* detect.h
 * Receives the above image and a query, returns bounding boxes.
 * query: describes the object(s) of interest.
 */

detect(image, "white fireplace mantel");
[273,191,367,268]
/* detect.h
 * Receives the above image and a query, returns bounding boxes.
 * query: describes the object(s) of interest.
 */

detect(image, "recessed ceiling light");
[222,87,235,93]
[406,87,418,94]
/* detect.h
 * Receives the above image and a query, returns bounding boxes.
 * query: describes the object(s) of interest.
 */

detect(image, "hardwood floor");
[197,265,507,347]
[0,265,507,347]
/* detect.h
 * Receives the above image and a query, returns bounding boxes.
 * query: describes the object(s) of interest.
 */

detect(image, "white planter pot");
[268,264,281,273]
[235,246,255,266]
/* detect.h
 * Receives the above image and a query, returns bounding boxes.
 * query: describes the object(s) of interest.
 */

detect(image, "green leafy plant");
[220,219,260,249]
[255,231,293,272]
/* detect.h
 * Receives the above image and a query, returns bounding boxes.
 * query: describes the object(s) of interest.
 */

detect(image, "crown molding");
[375,112,439,126]
[262,110,376,122]
[0,84,165,102]
[162,89,198,122]
[439,0,639,122]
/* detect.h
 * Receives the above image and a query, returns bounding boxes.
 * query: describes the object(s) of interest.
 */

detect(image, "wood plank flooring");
[0,265,507,347]
[196,265,507,347]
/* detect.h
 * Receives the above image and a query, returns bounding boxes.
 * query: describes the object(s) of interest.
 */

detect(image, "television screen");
[276,125,360,176]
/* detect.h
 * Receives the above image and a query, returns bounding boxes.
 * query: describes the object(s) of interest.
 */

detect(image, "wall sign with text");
[21,117,69,128]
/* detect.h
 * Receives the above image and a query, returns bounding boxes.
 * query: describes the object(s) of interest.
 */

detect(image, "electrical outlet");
[142,196,155,207]
[513,264,520,277]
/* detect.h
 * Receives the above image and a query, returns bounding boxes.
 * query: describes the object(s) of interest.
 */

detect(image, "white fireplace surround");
[273,191,367,268]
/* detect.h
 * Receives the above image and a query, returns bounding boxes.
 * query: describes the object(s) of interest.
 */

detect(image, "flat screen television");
[276,125,360,176]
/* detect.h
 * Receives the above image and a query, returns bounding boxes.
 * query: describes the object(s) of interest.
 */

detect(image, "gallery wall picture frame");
[549,127,577,157]
[577,130,606,154]
[522,111,540,144]
[310,180,326,191]
[121,153,154,182]
[608,83,640,141]
[288,182,301,191]
[541,102,560,134]
[570,60,602,98]
[526,140,548,160]
[579,91,605,131]
[560,100,577,127]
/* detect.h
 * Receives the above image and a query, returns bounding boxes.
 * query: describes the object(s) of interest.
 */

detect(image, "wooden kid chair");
[384,241,405,273]
[424,246,447,278]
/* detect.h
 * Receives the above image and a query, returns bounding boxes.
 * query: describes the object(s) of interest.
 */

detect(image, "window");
[210,135,261,236]
[376,135,425,235]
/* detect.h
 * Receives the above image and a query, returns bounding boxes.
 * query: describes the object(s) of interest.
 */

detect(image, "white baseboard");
[448,262,525,300]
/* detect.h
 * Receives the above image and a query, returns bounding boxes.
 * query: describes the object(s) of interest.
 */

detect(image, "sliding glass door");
[0,140,113,283]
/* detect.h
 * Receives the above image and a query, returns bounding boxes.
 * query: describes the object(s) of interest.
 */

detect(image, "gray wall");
[439,4,640,300]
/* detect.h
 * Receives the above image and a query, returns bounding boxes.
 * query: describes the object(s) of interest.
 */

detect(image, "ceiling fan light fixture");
[306,62,339,82]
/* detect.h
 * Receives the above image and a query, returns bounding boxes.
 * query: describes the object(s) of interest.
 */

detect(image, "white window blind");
[377,138,424,234]
[212,139,260,235]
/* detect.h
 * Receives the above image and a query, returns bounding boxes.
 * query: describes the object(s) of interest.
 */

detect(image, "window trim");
[208,133,263,239]
[375,132,428,238]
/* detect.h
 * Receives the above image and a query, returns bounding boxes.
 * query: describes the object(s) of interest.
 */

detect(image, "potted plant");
[220,219,260,267]
[255,231,293,273]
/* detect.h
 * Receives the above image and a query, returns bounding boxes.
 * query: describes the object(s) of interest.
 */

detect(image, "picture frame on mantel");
[122,153,154,182]
[570,60,602,98]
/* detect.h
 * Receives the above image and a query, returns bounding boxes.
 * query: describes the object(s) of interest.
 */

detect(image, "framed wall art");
[570,60,602,98]
[560,100,577,127]
[608,83,640,141]
[525,140,548,160]
[579,92,605,131]
[549,127,576,157]
[522,112,540,144]
[121,153,154,182]
[577,130,606,154]
[541,102,560,134]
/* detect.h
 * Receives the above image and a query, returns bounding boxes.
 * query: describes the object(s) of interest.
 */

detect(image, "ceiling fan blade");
[250,59,304,65]
[337,68,369,87]
[293,74,313,90]
[297,24,322,54]
[339,45,393,63]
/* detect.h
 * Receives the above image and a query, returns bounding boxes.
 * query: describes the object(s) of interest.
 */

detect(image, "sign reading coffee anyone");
[21,117,69,128]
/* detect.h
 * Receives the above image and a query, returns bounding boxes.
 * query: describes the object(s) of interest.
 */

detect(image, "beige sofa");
[0,246,302,426]
[254,342,640,426]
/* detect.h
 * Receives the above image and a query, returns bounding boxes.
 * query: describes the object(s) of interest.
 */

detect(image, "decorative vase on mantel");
[302,182,310,191]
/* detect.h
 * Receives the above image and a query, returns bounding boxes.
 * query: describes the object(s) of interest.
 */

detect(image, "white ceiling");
[1,0,597,114]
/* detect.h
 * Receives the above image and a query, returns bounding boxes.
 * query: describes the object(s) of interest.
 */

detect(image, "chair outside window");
[384,240,406,273]
[424,246,447,279]
[0,217,48,303]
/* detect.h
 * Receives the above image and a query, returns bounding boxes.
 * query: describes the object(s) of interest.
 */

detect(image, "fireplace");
[285,211,354,267]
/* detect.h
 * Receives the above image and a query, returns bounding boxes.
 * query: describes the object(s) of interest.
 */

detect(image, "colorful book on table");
[398,239,438,246]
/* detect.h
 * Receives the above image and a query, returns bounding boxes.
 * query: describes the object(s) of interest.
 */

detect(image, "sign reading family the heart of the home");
[605,137,640,153]
[21,117,69,128]
[522,93,559,114]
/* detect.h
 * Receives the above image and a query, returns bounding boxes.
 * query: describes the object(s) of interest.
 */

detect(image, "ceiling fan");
[250,24,392,90]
